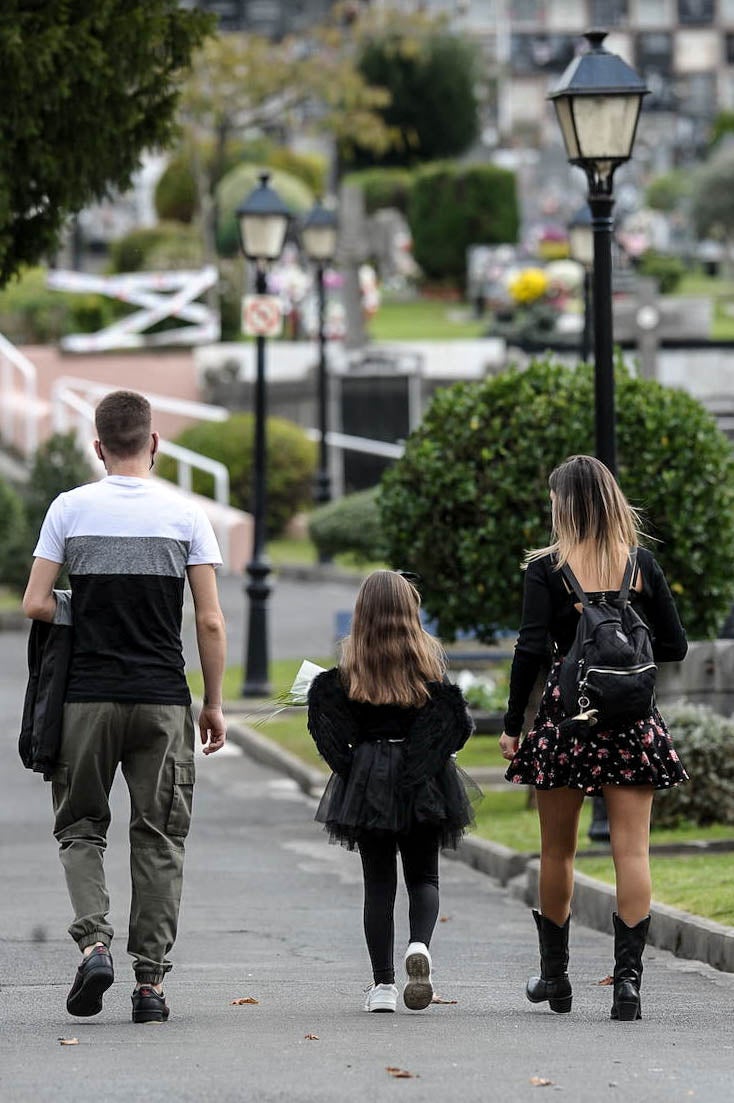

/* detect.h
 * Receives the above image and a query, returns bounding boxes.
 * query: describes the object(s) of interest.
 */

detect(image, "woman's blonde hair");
[340,570,445,707]
[525,455,645,586]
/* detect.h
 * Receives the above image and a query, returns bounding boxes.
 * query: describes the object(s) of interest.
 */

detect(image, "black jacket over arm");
[503,548,688,739]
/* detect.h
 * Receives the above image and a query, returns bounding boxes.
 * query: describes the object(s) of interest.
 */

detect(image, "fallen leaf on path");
[596,975,614,986]
[58,1037,79,1046]
[386,1067,418,1079]
[431,995,458,1005]
[304,1033,320,1040]
[529,1077,553,1087]
[231,996,259,1005]
[439,916,451,923]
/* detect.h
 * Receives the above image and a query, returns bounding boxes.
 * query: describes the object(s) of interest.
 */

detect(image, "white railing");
[305,427,405,460]
[0,332,39,455]
[50,377,231,507]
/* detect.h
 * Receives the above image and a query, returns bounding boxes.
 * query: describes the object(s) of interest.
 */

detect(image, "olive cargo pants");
[51,702,195,985]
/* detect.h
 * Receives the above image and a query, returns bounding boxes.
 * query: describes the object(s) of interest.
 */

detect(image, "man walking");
[22,390,227,1023]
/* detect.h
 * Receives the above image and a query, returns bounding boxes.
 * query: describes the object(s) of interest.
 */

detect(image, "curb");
[274,563,365,586]
[224,713,734,976]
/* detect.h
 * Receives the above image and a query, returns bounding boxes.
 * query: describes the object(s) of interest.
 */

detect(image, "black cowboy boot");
[611,913,651,1022]
[526,909,573,1014]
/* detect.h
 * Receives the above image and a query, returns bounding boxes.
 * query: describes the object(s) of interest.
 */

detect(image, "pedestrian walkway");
[2,625,734,1102]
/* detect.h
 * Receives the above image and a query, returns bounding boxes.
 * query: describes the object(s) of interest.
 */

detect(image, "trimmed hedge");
[342,168,415,215]
[24,432,94,547]
[653,702,734,827]
[378,356,734,641]
[408,163,519,286]
[215,164,314,258]
[0,267,116,344]
[157,415,317,536]
[308,488,385,563]
[108,222,203,273]
[637,250,685,295]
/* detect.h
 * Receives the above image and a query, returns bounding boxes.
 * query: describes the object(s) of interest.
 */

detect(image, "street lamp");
[236,172,292,697]
[550,31,648,842]
[549,28,648,474]
[302,198,339,538]
[568,204,594,364]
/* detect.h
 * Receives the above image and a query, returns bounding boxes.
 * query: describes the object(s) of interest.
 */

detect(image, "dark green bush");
[24,432,94,545]
[108,222,203,273]
[378,356,734,641]
[343,168,415,215]
[157,415,317,536]
[408,163,519,286]
[308,489,385,563]
[154,154,200,224]
[637,250,686,294]
[0,477,31,593]
[652,702,734,827]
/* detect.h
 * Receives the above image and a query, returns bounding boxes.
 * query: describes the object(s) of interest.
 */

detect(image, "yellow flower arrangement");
[508,267,549,305]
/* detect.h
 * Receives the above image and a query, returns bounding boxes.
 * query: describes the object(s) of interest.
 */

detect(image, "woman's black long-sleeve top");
[502,547,688,738]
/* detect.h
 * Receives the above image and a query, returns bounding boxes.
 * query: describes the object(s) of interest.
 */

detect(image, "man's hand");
[499,732,519,761]
[199,704,227,755]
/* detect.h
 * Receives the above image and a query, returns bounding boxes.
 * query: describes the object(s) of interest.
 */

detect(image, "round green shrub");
[652,702,734,828]
[216,165,314,258]
[0,477,31,593]
[157,415,317,536]
[268,148,326,195]
[637,250,685,294]
[408,163,519,286]
[108,222,203,273]
[308,488,385,563]
[154,154,199,223]
[342,168,415,215]
[378,357,734,641]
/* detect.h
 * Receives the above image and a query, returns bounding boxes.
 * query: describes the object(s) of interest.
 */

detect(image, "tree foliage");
[24,433,94,546]
[0,1,213,287]
[351,29,479,167]
[379,358,734,642]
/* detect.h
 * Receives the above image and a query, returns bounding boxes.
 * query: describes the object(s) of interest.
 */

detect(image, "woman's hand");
[499,732,519,761]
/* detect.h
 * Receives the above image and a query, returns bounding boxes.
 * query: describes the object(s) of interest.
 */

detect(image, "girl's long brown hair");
[525,455,645,587]
[340,570,445,707]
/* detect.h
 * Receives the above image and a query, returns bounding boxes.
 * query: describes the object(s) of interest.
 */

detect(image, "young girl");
[500,455,688,1022]
[307,570,476,1013]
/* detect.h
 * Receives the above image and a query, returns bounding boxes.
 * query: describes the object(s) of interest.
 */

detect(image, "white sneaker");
[363,983,398,1013]
[403,942,434,1010]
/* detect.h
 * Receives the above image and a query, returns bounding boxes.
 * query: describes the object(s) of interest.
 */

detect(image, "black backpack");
[558,550,656,727]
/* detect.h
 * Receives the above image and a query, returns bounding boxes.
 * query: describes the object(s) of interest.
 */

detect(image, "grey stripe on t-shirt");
[65,535,190,577]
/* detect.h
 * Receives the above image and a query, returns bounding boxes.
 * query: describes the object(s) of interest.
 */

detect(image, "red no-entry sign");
[242,295,283,338]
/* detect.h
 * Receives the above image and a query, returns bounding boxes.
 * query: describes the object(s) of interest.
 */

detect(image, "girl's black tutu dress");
[307,668,481,851]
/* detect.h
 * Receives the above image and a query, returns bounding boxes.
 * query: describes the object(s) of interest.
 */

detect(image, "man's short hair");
[95,391,152,459]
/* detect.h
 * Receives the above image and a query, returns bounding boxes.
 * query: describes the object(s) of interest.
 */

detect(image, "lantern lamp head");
[235,172,293,262]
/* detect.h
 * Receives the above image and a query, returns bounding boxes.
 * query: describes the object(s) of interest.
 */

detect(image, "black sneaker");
[132,986,170,1024]
[66,946,114,1017]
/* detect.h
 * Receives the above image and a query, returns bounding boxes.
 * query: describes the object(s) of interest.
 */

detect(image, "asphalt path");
[2,581,734,1102]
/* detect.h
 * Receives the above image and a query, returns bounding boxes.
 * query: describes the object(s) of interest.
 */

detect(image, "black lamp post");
[302,198,339,542]
[550,31,648,842]
[236,172,292,697]
[568,204,594,365]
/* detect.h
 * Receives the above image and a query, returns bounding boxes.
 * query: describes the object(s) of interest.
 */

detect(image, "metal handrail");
[0,331,38,455]
[304,427,405,460]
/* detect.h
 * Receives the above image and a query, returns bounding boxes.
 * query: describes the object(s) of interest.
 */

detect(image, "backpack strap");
[618,548,638,605]
[560,562,589,607]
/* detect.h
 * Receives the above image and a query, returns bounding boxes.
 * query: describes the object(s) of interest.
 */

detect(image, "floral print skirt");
[505,660,688,795]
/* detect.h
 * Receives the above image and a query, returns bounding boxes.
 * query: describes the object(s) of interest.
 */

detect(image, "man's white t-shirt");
[34,476,222,705]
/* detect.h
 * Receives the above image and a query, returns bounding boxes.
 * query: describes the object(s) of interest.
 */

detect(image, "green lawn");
[187,656,333,702]
[576,853,734,927]
[267,535,384,574]
[676,271,734,340]
[0,587,21,612]
[368,298,487,341]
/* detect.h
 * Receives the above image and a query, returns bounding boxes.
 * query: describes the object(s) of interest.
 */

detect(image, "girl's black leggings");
[357,824,441,986]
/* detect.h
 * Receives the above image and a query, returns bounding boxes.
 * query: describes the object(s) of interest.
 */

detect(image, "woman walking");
[500,455,687,1021]
[307,570,477,1013]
